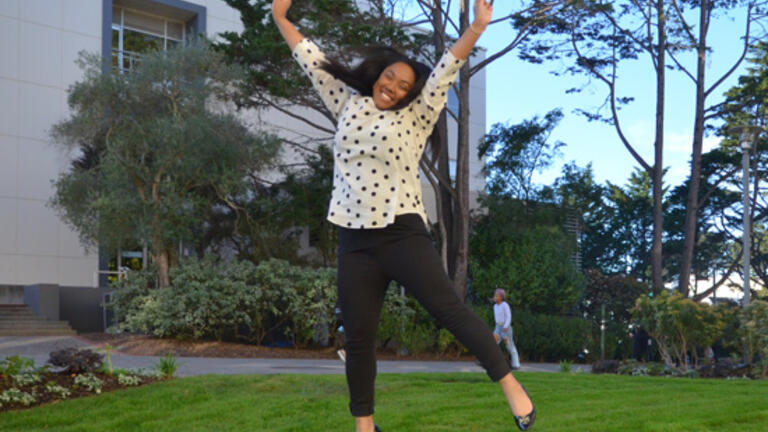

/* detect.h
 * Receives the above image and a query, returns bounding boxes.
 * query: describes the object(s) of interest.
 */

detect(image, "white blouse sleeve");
[503,302,512,329]
[292,38,351,120]
[411,48,466,128]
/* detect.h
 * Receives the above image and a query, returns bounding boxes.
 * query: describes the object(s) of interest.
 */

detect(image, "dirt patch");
[77,333,477,362]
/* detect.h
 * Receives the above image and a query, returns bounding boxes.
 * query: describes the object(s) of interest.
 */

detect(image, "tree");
[49,41,280,287]
[672,0,765,296]
[478,109,565,201]
[518,0,673,292]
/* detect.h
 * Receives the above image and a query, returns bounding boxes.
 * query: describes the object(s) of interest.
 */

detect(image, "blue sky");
[476,5,759,189]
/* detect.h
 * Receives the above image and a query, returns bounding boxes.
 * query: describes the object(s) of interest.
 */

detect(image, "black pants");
[337,233,511,416]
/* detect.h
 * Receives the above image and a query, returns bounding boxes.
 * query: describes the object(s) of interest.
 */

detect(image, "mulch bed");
[0,371,165,413]
[77,333,477,362]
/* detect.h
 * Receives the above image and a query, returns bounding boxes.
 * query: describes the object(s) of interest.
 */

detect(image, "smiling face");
[372,61,416,110]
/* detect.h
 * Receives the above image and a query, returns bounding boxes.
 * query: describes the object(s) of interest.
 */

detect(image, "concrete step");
[0,315,45,321]
[0,321,74,328]
[0,328,77,336]
[0,304,77,336]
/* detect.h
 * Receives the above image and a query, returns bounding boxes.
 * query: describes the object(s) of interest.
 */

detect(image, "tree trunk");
[678,0,708,297]
[156,247,171,288]
[651,0,666,294]
[452,1,471,300]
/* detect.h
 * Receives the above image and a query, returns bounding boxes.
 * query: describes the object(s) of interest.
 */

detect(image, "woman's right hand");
[272,0,292,21]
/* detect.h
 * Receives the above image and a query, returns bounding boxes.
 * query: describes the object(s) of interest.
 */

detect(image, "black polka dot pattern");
[293,39,465,229]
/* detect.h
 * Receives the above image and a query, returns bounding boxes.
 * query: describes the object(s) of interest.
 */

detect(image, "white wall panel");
[17,138,59,200]
[19,0,63,29]
[0,16,19,80]
[62,0,102,37]
[0,0,19,18]
[0,198,17,254]
[62,32,101,88]
[0,79,19,136]
[19,21,62,87]
[0,136,18,198]
[16,254,58,285]
[0,254,17,285]
[18,83,62,141]
[16,199,59,256]
[58,256,97,287]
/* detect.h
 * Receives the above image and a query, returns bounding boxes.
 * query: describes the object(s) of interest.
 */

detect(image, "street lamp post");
[728,125,762,311]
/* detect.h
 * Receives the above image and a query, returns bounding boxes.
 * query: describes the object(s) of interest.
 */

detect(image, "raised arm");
[449,0,493,60]
[272,0,303,50]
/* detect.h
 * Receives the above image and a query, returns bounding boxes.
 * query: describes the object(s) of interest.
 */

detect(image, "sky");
[473,4,761,190]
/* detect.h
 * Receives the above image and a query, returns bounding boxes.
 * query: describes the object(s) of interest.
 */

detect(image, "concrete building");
[0,0,486,333]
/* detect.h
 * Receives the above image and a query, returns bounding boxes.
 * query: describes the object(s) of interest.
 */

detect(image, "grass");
[1,372,767,431]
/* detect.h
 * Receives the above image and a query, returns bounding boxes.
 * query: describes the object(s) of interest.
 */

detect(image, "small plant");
[98,345,114,376]
[118,373,141,386]
[155,353,179,379]
[0,355,36,376]
[74,373,103,394]
[44,381,71,399]
[0,388,37,406]
[48,348,104,373]
[559,360,573,373]
[11,372,42,386]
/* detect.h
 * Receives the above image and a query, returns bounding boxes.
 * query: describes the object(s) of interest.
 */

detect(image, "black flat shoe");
[374,424,382,432]
[513,385,536,431]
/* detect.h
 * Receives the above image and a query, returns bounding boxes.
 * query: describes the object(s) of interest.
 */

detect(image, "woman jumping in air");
[272,0,535,429]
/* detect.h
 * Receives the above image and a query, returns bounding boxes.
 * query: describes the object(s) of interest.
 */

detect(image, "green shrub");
[633,291,725,373]
[111,257,337,348]
[510,310,590,362]
[155,353,179,379]
[739,300,768,378]
[73,373,103,394]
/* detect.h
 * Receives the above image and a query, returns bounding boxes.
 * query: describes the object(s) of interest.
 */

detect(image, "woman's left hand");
[472,0,493,33]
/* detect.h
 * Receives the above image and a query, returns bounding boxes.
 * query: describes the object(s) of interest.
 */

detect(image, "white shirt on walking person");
[494,300,512,329]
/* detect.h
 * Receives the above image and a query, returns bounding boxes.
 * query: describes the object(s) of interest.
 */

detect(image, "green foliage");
[111,257,337,348]
[74,373,103,394]
[559,360,573,373]
[472,225,585,314]
[739,300,768,377]
[633,291,725,372]
[582,269,648,325]
[44,382,71,399]
[155,354,178,379]
[478,109,565,200]
[0,356,43,378]
[511,310,591,362]
[117,374,142,387]
[49,39,280,285]
[0,388,37,407]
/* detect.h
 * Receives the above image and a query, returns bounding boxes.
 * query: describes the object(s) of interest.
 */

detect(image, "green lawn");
[1,372,767,431]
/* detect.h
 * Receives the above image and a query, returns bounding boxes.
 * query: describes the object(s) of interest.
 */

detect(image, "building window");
[112,6,185,72]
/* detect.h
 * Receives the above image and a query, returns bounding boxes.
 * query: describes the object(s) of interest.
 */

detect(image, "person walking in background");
[493,288,521,370]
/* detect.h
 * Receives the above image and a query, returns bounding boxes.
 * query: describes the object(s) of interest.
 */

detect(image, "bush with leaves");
[111,257,338,347]
[739,300,768,378]
[471,226,585,315]
[633,291,725,373]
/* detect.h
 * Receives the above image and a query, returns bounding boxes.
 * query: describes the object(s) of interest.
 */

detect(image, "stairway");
[0,304,76,336]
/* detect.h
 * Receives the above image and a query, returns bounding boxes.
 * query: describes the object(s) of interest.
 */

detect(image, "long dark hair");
[320,46,431,111]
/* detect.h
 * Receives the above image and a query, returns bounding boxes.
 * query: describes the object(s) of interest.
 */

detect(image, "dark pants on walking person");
[337,233,511,416]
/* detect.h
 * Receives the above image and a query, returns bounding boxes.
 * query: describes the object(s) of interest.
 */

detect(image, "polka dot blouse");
[292,38,465,229]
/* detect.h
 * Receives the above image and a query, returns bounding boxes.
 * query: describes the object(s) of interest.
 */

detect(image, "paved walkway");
[0,336,589,377]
